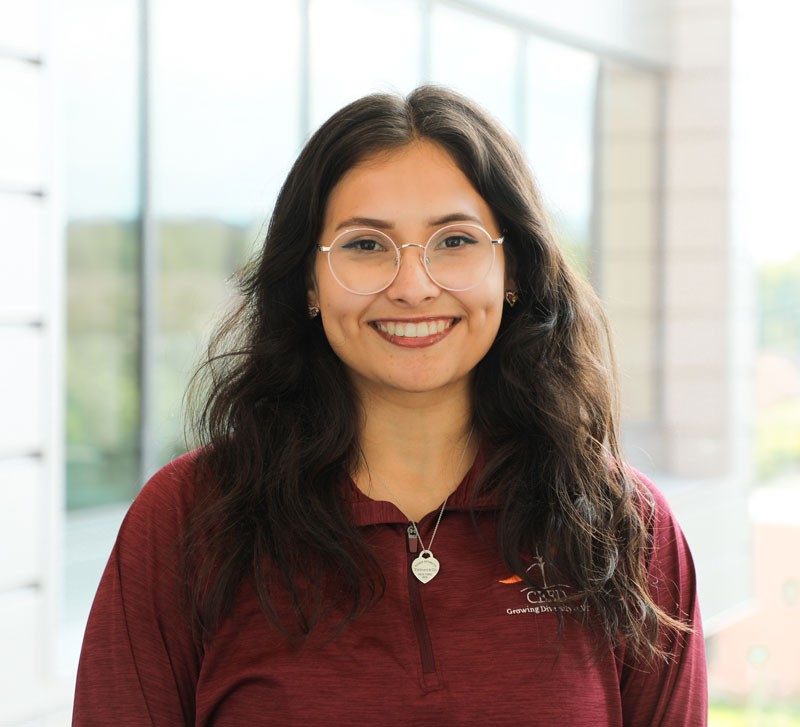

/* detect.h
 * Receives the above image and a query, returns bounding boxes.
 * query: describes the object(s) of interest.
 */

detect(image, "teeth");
[375,319,455,338]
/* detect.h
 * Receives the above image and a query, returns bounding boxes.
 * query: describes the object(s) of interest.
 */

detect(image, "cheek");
[317,286,372,350]
[320,301,355,349]
[466,277,505,317]
[480,278,506,328]
[458,293,504,352]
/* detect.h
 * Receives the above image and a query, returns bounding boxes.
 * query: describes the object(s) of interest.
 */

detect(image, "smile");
[369,318,460,348]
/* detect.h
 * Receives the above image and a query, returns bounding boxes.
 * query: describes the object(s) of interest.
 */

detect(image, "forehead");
[322,140,497,231]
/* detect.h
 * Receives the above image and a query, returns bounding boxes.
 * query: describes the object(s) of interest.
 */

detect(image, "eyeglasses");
[316,223,505,295]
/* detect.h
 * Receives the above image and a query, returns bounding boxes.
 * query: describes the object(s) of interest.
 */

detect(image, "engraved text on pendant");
[411,550,440,583]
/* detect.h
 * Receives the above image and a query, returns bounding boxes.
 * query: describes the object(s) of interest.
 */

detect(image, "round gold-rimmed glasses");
[316,223,505,296]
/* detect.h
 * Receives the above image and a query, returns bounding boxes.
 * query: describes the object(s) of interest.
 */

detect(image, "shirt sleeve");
[617,468,708,726]
[72,452,202,726]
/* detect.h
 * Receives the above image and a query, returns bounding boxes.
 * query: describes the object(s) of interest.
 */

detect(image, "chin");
[383,370,469,393]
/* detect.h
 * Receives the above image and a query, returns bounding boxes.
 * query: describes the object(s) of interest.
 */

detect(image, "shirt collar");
[340,440,500,526]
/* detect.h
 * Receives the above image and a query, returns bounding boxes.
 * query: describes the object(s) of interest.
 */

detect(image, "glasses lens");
[329,229,398,294]
[425,225,494,291]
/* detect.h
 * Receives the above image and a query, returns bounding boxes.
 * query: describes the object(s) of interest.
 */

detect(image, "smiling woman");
[72,85,708,726]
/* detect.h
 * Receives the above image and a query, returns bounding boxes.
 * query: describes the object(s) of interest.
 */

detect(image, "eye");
[436,234,478,249]
[341,237,389,252]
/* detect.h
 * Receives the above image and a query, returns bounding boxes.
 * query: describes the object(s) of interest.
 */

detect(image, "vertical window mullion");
[654,71,668,430]
[513,32,527,147]
[137,0,158,484]
[420,0,431,82]
[299,0,311,142]
[589,60,604,295]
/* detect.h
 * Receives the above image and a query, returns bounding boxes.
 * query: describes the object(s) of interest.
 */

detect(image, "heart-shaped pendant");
[411,550,440,583]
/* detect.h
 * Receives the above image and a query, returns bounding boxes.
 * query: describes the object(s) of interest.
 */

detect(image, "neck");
[350,379,478,517]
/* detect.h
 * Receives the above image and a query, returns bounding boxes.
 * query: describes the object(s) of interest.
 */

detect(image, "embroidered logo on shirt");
[499,552,588,615]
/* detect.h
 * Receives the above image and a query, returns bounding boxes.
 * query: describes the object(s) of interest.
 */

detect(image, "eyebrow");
[334,212,485,232]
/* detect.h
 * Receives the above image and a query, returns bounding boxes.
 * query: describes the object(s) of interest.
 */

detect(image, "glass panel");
[0,62,43,189]
[430,5,518,136]
[0,0,42,55]
[152,0,302,467]
[596,62,661,470]
[0,459,40,589]
[0,589,38,686]
[309,0,421,130]
[0,328,42,454]
[525,37,597,276]
[0,196,43,319]
[60,0,140,510]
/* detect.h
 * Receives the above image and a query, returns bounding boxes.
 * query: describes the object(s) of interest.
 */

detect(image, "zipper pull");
[407,523,418,554]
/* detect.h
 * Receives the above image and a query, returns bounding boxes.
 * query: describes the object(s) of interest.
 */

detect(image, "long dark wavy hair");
[180,84,691,668]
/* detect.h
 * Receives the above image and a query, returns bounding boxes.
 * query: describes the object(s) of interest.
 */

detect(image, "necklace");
[365,426,474,584]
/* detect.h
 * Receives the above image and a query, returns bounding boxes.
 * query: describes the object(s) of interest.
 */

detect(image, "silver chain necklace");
[365,426,474,584]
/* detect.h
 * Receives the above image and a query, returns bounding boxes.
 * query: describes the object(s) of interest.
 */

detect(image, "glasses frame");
[316,223,505,295]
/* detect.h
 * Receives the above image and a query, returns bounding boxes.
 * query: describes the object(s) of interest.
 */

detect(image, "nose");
[383,242,441,304]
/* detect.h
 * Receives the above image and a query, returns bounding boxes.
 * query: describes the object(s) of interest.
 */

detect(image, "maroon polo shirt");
[72,445,707,725]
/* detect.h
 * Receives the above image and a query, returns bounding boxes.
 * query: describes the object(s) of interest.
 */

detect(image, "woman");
[73,85,707,725]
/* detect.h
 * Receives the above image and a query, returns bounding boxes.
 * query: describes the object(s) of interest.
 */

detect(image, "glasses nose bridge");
[396,240,430,260]
[386,239,437,291]
[397,241,426,252]
[394,240,431,272]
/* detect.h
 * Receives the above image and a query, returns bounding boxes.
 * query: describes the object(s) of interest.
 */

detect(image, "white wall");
[0,0,71,722]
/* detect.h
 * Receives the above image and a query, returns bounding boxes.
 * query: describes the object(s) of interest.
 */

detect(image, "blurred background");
[0,0,798,724]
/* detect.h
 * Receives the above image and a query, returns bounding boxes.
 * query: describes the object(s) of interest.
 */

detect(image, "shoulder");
[76,452,207,718]
[624,464,685,538]
[134,448,201,505]
[615,466,708,719]
[623,464,698,589]
[118,447,206,551]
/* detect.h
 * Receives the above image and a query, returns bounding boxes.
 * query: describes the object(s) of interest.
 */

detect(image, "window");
[524,37,597,276]
[309,0,421,129]
[151,0,302,468]
[62,0,140,509]
[430,4,519,135]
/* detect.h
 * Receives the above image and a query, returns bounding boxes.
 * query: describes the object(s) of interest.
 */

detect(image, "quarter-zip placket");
[406,523,443,691]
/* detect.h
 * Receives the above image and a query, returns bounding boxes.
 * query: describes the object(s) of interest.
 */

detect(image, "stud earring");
[308,304,320,318]
[504,290,518,307]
